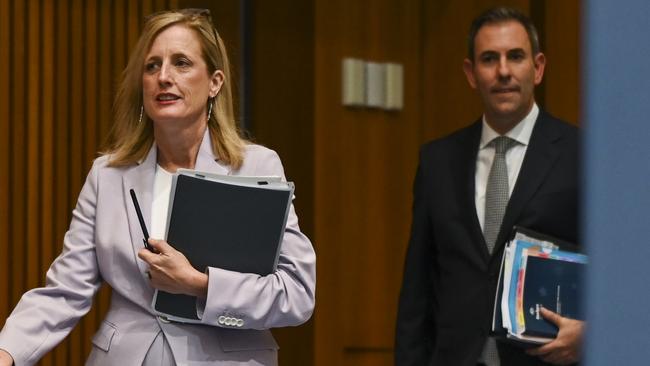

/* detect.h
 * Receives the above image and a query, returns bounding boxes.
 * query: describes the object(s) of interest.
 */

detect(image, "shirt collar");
[479,103,539,149]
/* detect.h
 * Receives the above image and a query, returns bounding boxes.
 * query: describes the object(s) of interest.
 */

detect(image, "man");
[395,7,584,366]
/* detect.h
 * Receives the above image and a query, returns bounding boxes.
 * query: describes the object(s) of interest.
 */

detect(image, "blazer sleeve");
[197,149,316,330]
[0,160,103,366]
[395,147,437,366]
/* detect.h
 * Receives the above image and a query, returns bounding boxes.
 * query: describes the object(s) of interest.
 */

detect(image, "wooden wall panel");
[0,0,9,327]
[313,0,424,365]
[247,1,315,365]
[0,1,177,364]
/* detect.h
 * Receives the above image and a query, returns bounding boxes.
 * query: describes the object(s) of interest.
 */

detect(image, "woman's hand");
[0,349,14,366]
[138,239,208,298]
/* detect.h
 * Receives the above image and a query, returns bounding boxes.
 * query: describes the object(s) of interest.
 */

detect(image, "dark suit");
[395,110,580,366]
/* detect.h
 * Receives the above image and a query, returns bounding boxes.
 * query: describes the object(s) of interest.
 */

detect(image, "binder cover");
[521,255,585,338]
[152,172,294,323]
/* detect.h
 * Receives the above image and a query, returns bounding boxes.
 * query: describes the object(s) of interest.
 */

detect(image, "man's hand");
[0,349,14,366]
[526,307,584,365]
[138,239,208,298]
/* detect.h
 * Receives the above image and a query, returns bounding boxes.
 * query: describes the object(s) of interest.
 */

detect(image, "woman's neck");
[154,123,207,173]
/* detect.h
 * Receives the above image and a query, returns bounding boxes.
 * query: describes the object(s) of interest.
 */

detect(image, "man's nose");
[497,57,511,79]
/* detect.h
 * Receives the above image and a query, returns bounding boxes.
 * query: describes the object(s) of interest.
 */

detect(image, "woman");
[0,9,315,366]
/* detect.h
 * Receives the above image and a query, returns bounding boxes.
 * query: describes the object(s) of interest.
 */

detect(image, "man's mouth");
[492,87,519,94]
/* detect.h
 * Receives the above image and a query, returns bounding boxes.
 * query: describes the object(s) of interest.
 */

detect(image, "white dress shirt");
[151,164,173,240]
[475,104,539,231]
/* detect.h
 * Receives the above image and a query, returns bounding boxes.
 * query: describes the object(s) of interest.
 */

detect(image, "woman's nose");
[157,63,172,86]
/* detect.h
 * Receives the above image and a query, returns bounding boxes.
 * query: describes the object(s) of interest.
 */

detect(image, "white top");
[151,164,174,239]
[475,104,539,231]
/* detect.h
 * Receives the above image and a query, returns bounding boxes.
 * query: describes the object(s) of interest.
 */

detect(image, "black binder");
[152,171,294,323]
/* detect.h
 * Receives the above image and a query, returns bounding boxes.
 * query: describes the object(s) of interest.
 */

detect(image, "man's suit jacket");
[395,111,579,366]
[0,131,316,366]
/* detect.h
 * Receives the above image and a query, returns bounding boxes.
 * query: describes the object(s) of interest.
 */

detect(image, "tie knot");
[491,136,516,154]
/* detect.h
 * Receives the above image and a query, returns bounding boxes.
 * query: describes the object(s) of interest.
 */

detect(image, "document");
[152,169,294,323]
[492,227,586,345]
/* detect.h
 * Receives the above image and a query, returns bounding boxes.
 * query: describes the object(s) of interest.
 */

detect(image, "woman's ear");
[209,70,225,98]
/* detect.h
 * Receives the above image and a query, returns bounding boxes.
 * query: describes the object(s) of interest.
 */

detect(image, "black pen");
[129,189,155,252]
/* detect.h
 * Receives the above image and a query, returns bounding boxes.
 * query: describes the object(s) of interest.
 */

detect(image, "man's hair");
[467,7,540,61]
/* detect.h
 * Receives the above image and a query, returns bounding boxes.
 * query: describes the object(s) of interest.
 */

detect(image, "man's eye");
[509,53,525,61]
[481,55,497,63]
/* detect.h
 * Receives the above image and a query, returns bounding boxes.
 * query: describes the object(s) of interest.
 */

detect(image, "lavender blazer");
[0,131,316,366]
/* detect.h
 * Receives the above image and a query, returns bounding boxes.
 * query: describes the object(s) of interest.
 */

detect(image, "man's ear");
[533,52,546,85]
[463,58,477,89]
[209,70,225,98]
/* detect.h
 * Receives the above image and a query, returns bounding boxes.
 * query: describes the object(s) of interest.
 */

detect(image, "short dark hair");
[467,7,540,61]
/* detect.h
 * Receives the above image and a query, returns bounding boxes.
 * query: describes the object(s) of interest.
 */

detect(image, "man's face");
[463,21,545,131]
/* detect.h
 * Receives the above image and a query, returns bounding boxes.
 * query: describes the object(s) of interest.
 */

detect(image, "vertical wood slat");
[26,0,41,295]
[10,0,27,308]
[0,0,9,323]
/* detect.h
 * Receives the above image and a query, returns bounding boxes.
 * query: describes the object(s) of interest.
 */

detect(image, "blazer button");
[218,316,226,324]
[236,319,244,327]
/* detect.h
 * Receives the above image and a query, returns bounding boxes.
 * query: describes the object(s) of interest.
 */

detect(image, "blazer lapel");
[123,144,158,278]
[193,128,231,175]
[457,121,492,262]
[492,112,564,257]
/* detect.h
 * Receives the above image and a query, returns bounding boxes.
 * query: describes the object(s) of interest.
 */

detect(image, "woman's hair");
[103,9,245,168]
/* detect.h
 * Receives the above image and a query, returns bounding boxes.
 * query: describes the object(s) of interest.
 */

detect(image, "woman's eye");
[176,59,191,67]
[145,62,159,72]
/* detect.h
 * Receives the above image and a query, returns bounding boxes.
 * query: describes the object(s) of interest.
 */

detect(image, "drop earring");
[139,105,144,124]
[207,98,213,121]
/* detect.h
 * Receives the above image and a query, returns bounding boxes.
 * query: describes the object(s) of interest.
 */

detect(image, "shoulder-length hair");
[103,9,245,168]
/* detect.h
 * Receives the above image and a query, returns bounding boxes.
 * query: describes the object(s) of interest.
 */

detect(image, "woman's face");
[142,24,223,129]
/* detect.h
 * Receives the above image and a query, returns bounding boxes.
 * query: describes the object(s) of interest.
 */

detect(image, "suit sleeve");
[395,147,437,366]
[197,149,316,330]
[0,160,103,366]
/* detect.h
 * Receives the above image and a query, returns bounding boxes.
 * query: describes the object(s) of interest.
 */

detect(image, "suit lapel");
[193,129,231,175]
[123,144,157,277]
[457,121,492,262]
[491,112,564,257]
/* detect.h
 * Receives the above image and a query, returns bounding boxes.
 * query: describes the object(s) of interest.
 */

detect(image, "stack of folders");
[492,227,587,345]
[152,169,295,323]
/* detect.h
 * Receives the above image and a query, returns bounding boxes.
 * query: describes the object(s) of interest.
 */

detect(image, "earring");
[207,98,213,120]
[139,105,144,124]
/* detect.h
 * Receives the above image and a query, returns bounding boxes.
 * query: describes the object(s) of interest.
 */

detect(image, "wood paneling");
[0,1,176,364]
[248,1,315,365]
[313,0,424,364]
